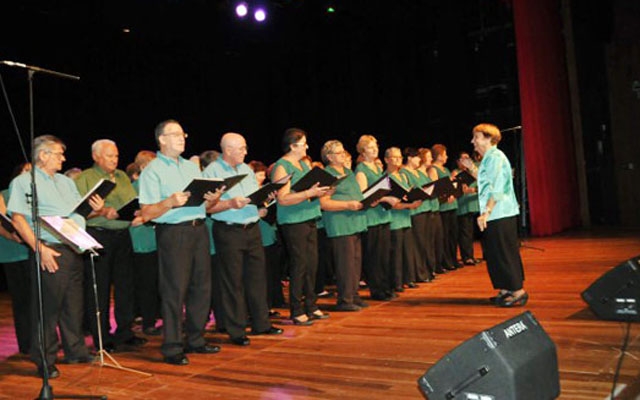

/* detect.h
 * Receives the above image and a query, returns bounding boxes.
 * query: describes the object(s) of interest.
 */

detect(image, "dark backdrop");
[0,0,520,189]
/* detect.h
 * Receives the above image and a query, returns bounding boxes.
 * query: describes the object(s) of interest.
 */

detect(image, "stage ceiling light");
[235,2,249,18]
[254,8,267,22]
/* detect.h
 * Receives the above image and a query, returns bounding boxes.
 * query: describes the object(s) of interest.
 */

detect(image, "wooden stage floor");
[1,228,639,399]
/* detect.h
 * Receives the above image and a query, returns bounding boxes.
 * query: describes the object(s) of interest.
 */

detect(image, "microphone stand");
[1,61,106,399]
[500,125,544,252]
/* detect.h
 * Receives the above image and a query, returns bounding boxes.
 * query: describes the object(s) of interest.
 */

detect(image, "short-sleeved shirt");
[354,162,391,227]
[75,165,137,230]
[138,151,206,224]
[203,157,260,225]
[273,158,322,225]
[7,167,86,244]
[128,179,157,253]
[453,168,480,216]
[388,173,412,230]
[0,188,29,263]
[478,146,519,221]
[321,166,367,238]
[434,165,458,212]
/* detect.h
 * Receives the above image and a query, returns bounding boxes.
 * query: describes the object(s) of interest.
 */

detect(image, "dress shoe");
[38,364,60,379]
[185,344,221,354]
[309,310,329,320]
[354,299,370,308]
[463,259,477,266]
[394,286,405,292]
[489,291,511,304]
[143,326,162,336]
[231,336,251,346]
[268,310,281,318]
[498,292,529,307]
[164,353,189,365]
[387,292,398,299]
[123,336,148,346]
[370,293,392,301]
[317,290,334,298]
[62,354,95,364]
[434,267,446,274]
[251,326,284,335]
[292,315,313,325]
[443,265,457,271]
[335,303,361,312]
[406,282,419,289]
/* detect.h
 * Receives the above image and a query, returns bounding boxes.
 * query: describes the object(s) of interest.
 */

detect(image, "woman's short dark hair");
[282,128,307,153]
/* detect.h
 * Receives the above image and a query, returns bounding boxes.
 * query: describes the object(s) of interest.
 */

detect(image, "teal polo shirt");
[7,167,86,244]
[478,146,520,221]
[138,151,206,224]
[203,158,260,225]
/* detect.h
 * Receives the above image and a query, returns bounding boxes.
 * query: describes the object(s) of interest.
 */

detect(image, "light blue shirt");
[7,167,86,244]
[138,151,206,224]
[478,146,520,221]
[203,157,259,224]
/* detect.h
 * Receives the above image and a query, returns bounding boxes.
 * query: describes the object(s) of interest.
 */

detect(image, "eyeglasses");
[45,150,65,158]
[162,132,189,139]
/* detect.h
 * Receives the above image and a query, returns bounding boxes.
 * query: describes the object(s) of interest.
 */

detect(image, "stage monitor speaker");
[417,311,559,400]
[581,255,640,322]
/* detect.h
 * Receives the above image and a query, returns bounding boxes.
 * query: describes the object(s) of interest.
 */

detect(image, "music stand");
[40,216,152,378]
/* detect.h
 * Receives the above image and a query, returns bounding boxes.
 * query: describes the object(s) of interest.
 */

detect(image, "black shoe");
[370,293,392,301]
[498,292,529,307]
[268,310,281,318]
[309,310,329,320]
[395,287,405,292]
[434,267,446,274]
[62,355,95,364]
[185,344,221,354]
[387,292,398,299]
[230,336,251,346]
[38,365,60,379]
[123,336,148,346]
[335,303,361,312]
[292,315,314,325]
[164,353,189,365]
[443,265,457,271]
[406,282,419,289]
[354,299,369,308]
[463,259,476,266]
[251,326,283,335]
[143,326,162,336]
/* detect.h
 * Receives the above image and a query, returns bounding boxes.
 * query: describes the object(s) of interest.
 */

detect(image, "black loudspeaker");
[417,311,560,400]
[581,255,640,322]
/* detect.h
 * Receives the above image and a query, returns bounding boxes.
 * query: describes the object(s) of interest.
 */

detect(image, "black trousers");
[362,223,392,297]
[156,223,211,357]
[315,227,334,294]
[482,216,525,291]
[411,212,429,281]
[85,227,136,347]
[457,212,477,261]
[3,259,32,354]
[132,251,160,330]
[264,243,285,309]
[440,210,458,267]
[212,222,271,340]
[280,220,319,318]
[423,212,437,277]
[390,228,413,289]
[29,245,89,369]
[330,233,363,306]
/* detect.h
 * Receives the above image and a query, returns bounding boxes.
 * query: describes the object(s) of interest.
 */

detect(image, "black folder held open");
[73,179,116,218]
[290,167,347,193]
[181,174,247,207]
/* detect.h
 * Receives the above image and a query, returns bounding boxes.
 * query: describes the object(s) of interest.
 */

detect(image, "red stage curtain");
[512,0,581,236]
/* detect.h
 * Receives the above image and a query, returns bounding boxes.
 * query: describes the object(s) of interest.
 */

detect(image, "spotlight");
[254,8,266,22]
[235,2,248,18]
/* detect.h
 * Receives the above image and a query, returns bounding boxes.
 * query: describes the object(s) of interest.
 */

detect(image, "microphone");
[0,60,80,80]
[500,125,522,133]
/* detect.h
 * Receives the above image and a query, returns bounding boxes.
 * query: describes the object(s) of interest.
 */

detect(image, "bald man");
[75,139,147,353]
[204,133,283,346]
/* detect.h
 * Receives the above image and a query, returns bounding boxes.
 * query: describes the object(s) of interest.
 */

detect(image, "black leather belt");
[160,219,205,227]
[215,220,258,229]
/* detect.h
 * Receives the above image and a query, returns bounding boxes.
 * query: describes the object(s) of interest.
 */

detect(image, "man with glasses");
[204,132,283,346]
[138,119,222,365]
[8,135,104,379]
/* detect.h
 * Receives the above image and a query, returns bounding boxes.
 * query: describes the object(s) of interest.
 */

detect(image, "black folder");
[117,197,139,221]
[454,170,476,186]
[360,175,392,209]
[290,167,348,193]
[423,177,460,202]
[73,179,116,218]
[248,174,293,207]
[181,174,247,207]
[406,187,431,203]
[1,212,16,234]
[381,177,410,209]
